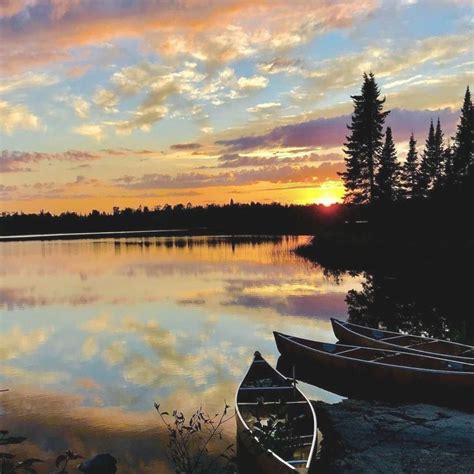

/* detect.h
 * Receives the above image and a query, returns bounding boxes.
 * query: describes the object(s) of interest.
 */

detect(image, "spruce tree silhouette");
[453,86,474,179]
[418,120,436,197]
[432,118,445,189]
[340,73,389,204]
[400,133,420,199]
[375,127,400,202]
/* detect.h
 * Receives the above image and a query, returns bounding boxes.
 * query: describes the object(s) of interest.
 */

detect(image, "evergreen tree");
[418,120,436,197]
[453,86,474,179]
[340,73,389,204]
[400,133,419,199]
[432,118,445,188]
[443,142,456,188]
[375,127,400,202]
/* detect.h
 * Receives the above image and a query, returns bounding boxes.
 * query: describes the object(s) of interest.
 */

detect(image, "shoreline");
[0,228,196,242]
[0,229,306,242]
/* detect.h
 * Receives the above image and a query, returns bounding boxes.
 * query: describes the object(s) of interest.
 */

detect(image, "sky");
[0,0,472,213]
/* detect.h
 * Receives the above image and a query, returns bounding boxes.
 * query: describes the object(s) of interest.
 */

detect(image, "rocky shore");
[313,399,474,473]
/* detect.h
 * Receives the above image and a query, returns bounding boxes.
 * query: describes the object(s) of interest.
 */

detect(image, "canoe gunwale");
[235,353,317,472]
[275,332,474,376]
[331,318,474,364]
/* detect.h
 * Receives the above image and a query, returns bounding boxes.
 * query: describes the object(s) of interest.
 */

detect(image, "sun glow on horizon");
[317,196,339,207]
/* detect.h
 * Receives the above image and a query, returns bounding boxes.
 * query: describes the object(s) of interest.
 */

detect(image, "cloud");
[71,96,90,119]
[72,123,105,141]
[258,57,305,75]
[114,162,344,190]
[247,102,281,114]
[0,325,49,360]
[268,33,472,103]
[386,107,459,142]
[115,105,169,133]
[0,0,377,74]
[216,107,461,152]
[95,61,270,132]
[217,114,349,151]
[237,75,268,91]
[170,142,202,151]
[93,87,119,113]
[0,100,40,134]
[0,71,58,94]
[0,0,32,18]
[100,148,155,155]
[214,152,342,168]
[0,149,100,172]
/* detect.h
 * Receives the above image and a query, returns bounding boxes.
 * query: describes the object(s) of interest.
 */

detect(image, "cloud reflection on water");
[0,236,362,471]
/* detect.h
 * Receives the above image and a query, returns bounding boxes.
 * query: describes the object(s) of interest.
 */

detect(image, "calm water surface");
[0,235,362,472]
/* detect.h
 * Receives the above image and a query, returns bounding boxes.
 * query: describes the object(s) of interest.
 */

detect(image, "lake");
[0,235,363,472]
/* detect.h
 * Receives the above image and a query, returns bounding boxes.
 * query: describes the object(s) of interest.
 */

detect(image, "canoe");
[331,318,474,363]
[273,332,474,398]
[235,351,317,473]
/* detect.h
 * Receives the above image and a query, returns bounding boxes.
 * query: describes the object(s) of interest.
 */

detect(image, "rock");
[78,453,117,473]
[313,399,474,473]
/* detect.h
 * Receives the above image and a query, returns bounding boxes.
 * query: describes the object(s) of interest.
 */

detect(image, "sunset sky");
[0,0,472,213]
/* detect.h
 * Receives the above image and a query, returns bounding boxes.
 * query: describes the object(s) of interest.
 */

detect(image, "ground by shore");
[313,399,474,473]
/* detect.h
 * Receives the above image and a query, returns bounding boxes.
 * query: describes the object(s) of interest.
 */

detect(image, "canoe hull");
[274,333,474,407]
[332,319,474,364]
[235,352,317,473]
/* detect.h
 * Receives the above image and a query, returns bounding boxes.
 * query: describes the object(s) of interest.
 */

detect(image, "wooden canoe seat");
[382,335,408,341]
[406,340,437,348]
[372,330,386,340]
[336,348,360,355]
[445,361,464,371]
[371,352,402,362]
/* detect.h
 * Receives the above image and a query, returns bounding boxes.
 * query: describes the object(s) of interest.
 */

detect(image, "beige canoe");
[235,351,317,473]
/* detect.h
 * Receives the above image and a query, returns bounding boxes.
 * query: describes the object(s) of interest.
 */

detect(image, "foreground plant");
[0,430,43,474]
[55,449,83,474]
[154,402,236,474]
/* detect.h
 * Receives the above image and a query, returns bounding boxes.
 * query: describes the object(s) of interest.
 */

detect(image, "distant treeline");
[0,202,347,237]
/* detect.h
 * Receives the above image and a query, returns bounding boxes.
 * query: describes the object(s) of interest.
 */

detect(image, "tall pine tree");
[432,118,445,188]
[375,127,400,202]
[453,86,473,179]
[443,142,456,188]
[418,120,436,197]
[340,73,389,204]
[400,133,419,199]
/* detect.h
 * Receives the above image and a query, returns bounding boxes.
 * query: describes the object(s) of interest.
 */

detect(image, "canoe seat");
[287,460,308,465]
[406,340,436,348]
[371,352,401,362]
[372,330,386,340]
[446,361,464,371]
[336,348,360,355]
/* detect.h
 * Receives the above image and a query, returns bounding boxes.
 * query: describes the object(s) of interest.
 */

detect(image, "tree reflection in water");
[320,263,473,345]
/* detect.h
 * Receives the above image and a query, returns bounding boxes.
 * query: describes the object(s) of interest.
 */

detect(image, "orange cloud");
[0,0,377,74]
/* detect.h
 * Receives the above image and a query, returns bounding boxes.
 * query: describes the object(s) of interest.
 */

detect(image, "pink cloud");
[113,162,344,189]
[0,150,100,172]
[217,108,460,151]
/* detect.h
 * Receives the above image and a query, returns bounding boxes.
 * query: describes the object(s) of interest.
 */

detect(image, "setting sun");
[317,195,338,207]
